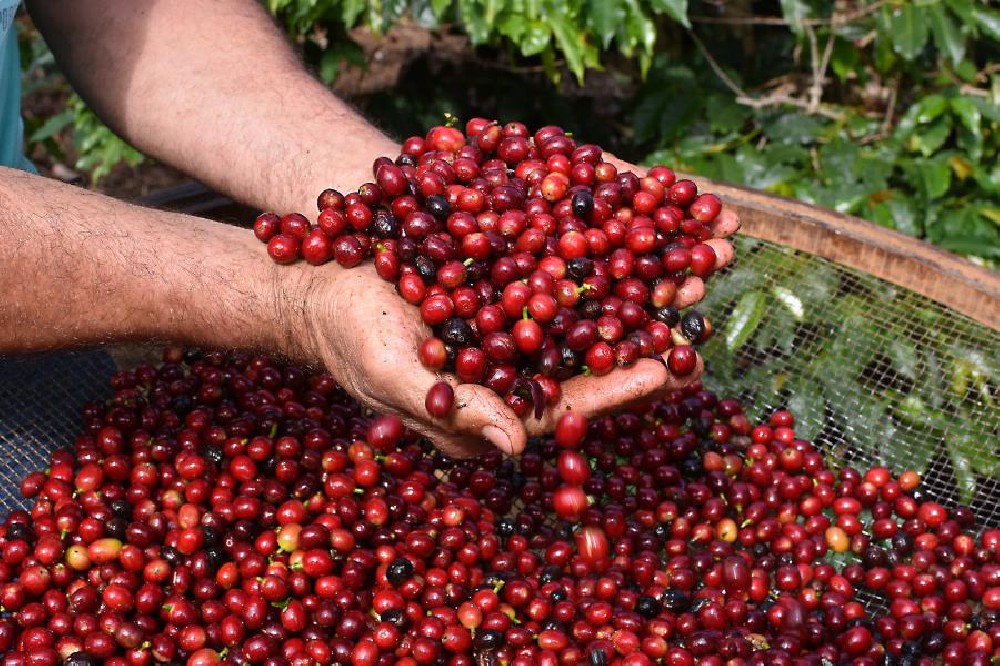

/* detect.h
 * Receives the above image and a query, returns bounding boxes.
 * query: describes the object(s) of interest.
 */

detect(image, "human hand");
[518,155,741,434]
[297,264,528,459]
[602,152,742,306]
[292,156,740,459]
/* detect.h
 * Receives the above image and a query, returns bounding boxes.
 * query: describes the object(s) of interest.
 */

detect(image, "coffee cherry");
[680,311,712,344]
[554,412,588,449]
[0,349,996,665]
[266,234,299,265]
[425,381,455,418]
[253,213,280,242]
[255,119,739,425]
[667,345,698,376]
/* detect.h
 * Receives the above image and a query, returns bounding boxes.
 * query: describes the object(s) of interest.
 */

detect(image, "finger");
[526,357,671,435]
[705,238,735,271]
[672,275,706,310]
[369,361,526,459]
[367,372,520,459]
[448,383,529,457]
[710,207,741,238]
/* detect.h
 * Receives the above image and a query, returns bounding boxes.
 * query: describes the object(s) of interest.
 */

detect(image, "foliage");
[29,95,145,183]
[266,0,689,83]
[270,0,1000,268]
[699,237,1000,504]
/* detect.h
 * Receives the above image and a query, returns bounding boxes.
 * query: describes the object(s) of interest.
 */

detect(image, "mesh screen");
[0,351,114,513]
[699,236,1000,531]
[0,237,997,533]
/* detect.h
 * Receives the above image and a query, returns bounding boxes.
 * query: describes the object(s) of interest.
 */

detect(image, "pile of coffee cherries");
[0,349,998,665]
[252,118,721,419]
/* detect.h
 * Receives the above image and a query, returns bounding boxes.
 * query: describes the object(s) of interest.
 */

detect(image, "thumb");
[451,383,529,457]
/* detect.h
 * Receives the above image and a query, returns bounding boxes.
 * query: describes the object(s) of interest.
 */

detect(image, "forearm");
[25,0,398,215]
[0,168,316,357]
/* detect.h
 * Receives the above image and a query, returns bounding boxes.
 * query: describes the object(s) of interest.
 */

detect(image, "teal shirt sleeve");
[0,3,37,173]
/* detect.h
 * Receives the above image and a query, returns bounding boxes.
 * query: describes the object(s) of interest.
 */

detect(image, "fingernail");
[482,425,514,456]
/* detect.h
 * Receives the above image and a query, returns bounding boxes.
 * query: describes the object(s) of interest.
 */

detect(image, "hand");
[295,157,741,459]
[523,154,741,434]
[299,264,528,459]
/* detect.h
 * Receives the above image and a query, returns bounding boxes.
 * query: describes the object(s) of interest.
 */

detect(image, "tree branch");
[689,1,888,28]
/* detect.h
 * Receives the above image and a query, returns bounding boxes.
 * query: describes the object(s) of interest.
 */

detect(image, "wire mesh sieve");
[699,236,1000,533]
[0,351,115,514]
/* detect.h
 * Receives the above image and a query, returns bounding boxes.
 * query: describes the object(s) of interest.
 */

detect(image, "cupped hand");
[296,155,741,459]
[524,154,741,434]
[300,264,527,459]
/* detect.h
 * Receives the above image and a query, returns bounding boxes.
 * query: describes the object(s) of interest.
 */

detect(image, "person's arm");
[25,0,398,215]
[0,166,733,457]
[0,167,308,357]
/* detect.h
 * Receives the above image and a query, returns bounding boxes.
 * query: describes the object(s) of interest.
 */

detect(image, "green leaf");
[951,96,983,136]
[889,429,938,475]
[937,236,1000,258]
[620,0,656,57]
[548,12,588,82]
[889,3,929,61]
[874,9,899,73]
[959,429,1000,477]
[779,0,811,36]
[831,38,862,82]
[972,7,1000,41]
[762,112,828,146]
[319,50,342,85]
[819,136,862,182]
[871,197,921,236]
[917,94,949,124]
[928,5,966,65]
[483,0,506,26]
[430,0,452,19]
[785,383,825,441]
[918,157,953,199]
[908,117,952,157]
[725,291,768,351]
[967,96,1000,122]
[944,0,974,25]
[28,108,74,143]
[342,0,366,27]
[496,13,526,42]
[587,0,620,48]
[520,20,552,56]
[946,434,980,504]
[706,94,751,133]
[886,339,920,382]
[648,0,689,28]
[459,1,490,44]
[975,164,1000,195]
